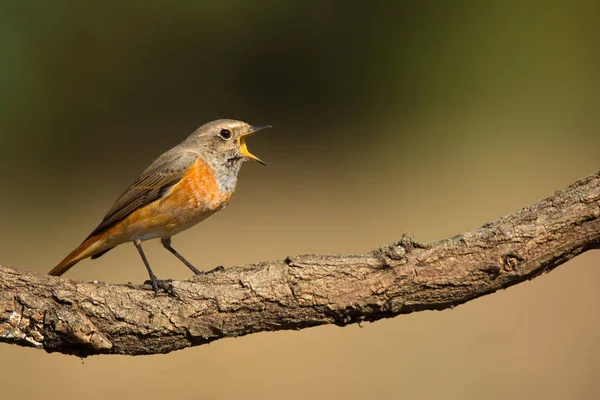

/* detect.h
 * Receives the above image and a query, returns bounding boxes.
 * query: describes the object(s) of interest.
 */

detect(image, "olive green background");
[1,1,599,399]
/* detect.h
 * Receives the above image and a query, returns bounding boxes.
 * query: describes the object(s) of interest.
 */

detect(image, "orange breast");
[104,157,232,242]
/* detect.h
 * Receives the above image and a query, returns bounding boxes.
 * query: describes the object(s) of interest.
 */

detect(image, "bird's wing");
[87,150,198,237]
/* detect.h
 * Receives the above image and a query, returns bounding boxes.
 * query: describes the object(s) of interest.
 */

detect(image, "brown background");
[1,1,599,399]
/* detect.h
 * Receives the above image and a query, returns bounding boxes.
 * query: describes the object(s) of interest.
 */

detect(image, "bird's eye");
[218,129,232,140]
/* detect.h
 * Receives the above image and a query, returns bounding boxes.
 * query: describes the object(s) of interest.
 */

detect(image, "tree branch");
[1,171,599,357]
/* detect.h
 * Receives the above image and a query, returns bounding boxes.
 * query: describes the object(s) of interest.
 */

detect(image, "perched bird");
[49,119,270,294]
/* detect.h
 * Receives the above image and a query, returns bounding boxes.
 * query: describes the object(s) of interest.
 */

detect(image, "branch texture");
[1,171,599,356]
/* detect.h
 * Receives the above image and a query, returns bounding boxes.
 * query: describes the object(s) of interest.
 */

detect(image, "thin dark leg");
[161,237,203,275]
[134,238,160,295]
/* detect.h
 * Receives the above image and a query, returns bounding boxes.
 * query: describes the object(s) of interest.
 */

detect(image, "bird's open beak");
[239,125,271,166]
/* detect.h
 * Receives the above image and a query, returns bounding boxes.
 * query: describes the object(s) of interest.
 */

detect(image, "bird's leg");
[161,237,204,275]
[133,238,176,296]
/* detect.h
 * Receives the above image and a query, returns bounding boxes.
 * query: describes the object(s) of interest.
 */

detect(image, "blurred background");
[1,1,599,399]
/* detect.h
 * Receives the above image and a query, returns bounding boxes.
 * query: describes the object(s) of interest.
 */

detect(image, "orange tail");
[49,235,104,276]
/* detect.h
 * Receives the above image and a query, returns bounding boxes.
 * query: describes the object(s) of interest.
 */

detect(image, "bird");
[49,119,270,294]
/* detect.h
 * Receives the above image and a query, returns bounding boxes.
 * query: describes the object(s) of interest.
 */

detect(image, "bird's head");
[188,119,270,166]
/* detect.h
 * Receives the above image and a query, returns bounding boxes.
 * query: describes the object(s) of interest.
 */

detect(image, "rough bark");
[1,171,599,357]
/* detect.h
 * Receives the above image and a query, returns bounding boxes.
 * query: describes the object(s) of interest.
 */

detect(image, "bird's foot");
[205,265,225,275]
[142,278,180,298]
[190,265,225,276]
